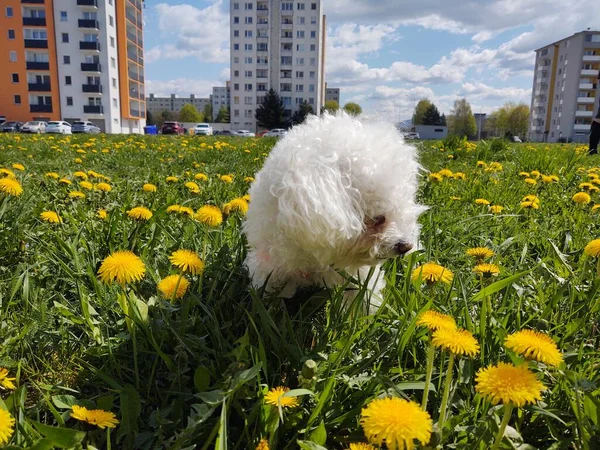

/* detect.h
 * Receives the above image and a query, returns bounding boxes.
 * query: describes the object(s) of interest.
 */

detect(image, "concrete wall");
[415,125,448,140]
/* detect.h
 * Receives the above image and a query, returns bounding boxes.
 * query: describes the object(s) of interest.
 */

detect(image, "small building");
[415,125,448,140]
[325,84,340,104]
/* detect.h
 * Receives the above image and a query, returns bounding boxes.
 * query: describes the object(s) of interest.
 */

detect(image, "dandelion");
[432,327,479,357]
[466,247,494,261]
[572,192,591,204]
[505,329,562,367]
[69,191,86,199]
[348,444,375,450]
[450,196,461,201]
[475,198,490,205]
[70,405,119,429]
[169,249,205,275]
[490,205,504,214]
[185,181,200,193]
[0,368,16,390]
[158,275,190,300]
[429,172,443,182]
[0,409,15,445]
[167,205,182,214]
[476,161,487,167]
[416,310,456,331]
[518,171,530,177]
[59,178,72,185]
[46,172,60,179]
[96,182,112,192]
[473,263,500,278]
[98,209,107,219]
[593,204,600,211]
[549,175,559,182]
[584,239,600,257]
[127,206,152,221]
[411,262,454,285]
[579,182,595,190]
[244,176,255,182]
[73,171,88,180]
[40,211,61,224]
[264,386,299,408]
[0,168,16,178]
[0,178,23,197]
[530,170,541,178]
[143,183,157,192]
[12,163,25,171]
[524,178,537,185]
[97,250,146,284]
[453,172,466,180]
[79,181,93,190]
[520,194,540,209]
[220,175,234,183]
[166,176,179,182]
[438,168,453,178]
[195,205,223,226]
[224,198,249,215]
[360,397,432,450]
[255,439,270,450]
[194,173,208,181]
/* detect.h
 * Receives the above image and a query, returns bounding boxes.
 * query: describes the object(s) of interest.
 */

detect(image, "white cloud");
[146,78,219,97]
[457,82,531,102]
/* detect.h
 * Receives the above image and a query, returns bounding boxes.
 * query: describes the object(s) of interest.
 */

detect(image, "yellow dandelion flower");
[348,444,376,450]
[73,171,88,180]
[438,168,453,178]
[0,409,15,445]
[477,161,487,167]
[143,183,157,192]
[264,386,299,408]
[46,172,60,179]
[450,196,461,201]
[79,181,93,190]
[573,192,591,204]
[585,239,600,257]
[244,176,255,182]
[169,249,205,275]
[185,181,200,193]
[411,262,454,285]
[432,327,479,357]
[475,198,490,205]
[0,368,16,390]
[220,175,234,183]
[194,173,208,181]
[473,263,500,277]
[97,250,146,284]
[70,405,119,429]
[98,209,107,219]
[96,182,112,192]
[580,182,595,191]
[243,194,251,202]
[466,247,494,260]
[12,163,25,171]
[453,172,466,180]
[69,191,86,199]
[429,172,443,182]
[475,363,545,407]
[225,198,249,215]
[59,178,72,185]
[549,175,559,182]
[166,176,179,182]
[504,329,562,367]
[0,168,16,178]
[518,171,530,177]
[40,211,61,224]
[530,170,541,178]
[490,205,504,214]
[157,275,190,300]
[74,158,83,163]
[416,310,456,331]
[524,178,537,185]
[0,178,23,197]
[360,397,432,450]
[593,204,600,211]
[127,206,152,221]
[255,439,270,450]
[195,205,223,226]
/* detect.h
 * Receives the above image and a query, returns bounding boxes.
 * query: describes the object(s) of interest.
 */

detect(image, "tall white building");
[229,0,326,132]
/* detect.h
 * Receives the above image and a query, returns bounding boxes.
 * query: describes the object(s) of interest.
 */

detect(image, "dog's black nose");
[394,241,413,255]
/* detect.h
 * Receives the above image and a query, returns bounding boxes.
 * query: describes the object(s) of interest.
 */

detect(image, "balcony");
[574,124,591,131]
[77,0,98,7]
[576,110,594,117]
[82,84,102,93]
[26,61,49,70]
[581,69,599,76]
[81,62,101,72]
[578,96,595,103]
[583,55,600,62]
[531,111,544,119]
[21,0,45,3]
[24,39,48,49]
[530,126,543,132]
[30,104,52,113]
[78,19,99,29]
[28,82,51,92]
[580,83,595,90]
[22,17,46,26]
[84,105,103,114]
[80,41,100,51]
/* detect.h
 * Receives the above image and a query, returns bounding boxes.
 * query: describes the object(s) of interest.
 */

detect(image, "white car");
[46,121,72,134]
[403,132,420,140]
[193,123,213,136]
[233,129,256,137]
[264,128,288,138]
[21,121,47,133]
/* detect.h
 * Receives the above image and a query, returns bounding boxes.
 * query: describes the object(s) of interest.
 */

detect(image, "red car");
[161,121,185,135]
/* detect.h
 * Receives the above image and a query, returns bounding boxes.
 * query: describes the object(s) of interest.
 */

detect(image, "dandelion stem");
[438,352,455,431]
[491,402,514,450]
[422,340,436,410]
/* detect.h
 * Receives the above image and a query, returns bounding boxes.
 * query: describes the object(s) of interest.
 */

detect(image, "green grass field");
[0,133,599,449]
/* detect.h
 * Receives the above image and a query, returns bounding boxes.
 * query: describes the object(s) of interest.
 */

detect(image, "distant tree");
[412,99,433,125]
[486,102,530,139]
[291,101,314,125]
[178,104,203,123]
[157,110,177,128]
[203,103,213,122]
[146,109,154,125]
[255,88,286,129]
[321,100,339,114]
[215,105,229,123]
[448,98,477,138]
[343,102,362,116]
[422,103,443,125]
[440,113,447,126]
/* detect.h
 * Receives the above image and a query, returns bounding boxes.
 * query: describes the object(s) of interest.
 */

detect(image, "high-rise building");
[229,0,326,132]
[212,82,230,121]
[0,0,146,133]
[529,30,600,143]
[146,93,211,116]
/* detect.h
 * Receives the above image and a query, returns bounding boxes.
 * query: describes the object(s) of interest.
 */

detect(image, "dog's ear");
[275,157,364,253]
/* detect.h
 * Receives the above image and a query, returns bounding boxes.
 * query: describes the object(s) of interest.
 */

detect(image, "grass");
[0,133,599,449]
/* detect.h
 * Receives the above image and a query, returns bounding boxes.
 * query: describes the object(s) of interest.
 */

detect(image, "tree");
[412,99,433,125]
[178,104,203,123]
[321,100,339,114]
[448,98,477,138]
[156,110,177,128]
[440,113,447,126]
[146,109,154,125]
[291,101,314,125]
[215,105,229,123]
[343,102,362,116]
[422,103,443,126]
[255,88,286,129]
[203,103,213,122]
[486,102,530,139]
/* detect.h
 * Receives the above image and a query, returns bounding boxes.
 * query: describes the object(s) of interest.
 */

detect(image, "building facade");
[0,0,145,133]
[529,30,600,143]
[146,93,211,116]
[212,82,230,121]
[325,85,339,104]
[229,0,326,132]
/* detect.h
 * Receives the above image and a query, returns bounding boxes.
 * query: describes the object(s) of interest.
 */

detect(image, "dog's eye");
[373,215,386,227]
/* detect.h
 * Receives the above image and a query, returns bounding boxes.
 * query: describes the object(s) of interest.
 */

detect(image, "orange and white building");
[1,0,145,133]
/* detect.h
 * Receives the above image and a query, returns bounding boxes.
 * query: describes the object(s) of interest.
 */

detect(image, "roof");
[535,29,600,51]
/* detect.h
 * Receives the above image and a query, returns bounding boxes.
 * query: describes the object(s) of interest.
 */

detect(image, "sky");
[143,0,598,120]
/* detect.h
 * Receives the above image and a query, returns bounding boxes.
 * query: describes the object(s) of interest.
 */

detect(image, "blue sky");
[143,0,597,118]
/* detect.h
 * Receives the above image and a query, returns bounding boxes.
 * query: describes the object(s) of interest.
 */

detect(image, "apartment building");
[212,82,230,121]
[529,30,600,143]
[229,0,326,132]
[146,93,211,115]
[0,0,146,133]
[325,85,340,104]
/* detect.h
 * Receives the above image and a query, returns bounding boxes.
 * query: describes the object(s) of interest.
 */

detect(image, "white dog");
[243,113,425,312]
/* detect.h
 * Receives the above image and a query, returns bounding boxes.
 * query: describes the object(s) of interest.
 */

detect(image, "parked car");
[193,123,213,136]
[232,130,256,137]
[264,128,288,138]
[1,121,23,133]
[20,121,47,133]
[161,121,185,135]
[402,132,420,140]
[72,121,101,134]
[46,121,72,134]
[214,130,232,136]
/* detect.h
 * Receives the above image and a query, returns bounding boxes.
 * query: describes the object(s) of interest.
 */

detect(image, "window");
[296,84,304,92]
[297,2,305,10]
[233,2,239,9]
[65,76,71,85]
[309,71,315,79]
[297,17,305,24]
[297,31,305,38]
[66,97,73,106]
[11,73,18,83]
[310,44,316,51]
[245,17,253,24]
[110,36,115,48]
[257,56,268,64]
[296,57,304,65]
[310,31,316,38]
[63,55,70,64]
[9,51,17,62]
[245,30,253,37]
[308,97,314,105]
[109,15,114,26]
[585,34,600,43]
[245,2,253,9]
[234,96,240,104]
[245,83,253,91]
[257,43,268,51]
[296,71,304,78]
[62,33,69,43]
[234,83,239,90]
[245,70,253,77]
[310,57,316,66]
[311,16,317,24]
[234,70,239,77]
[14,95,21,105]
[7,29,15,39]
[244,56,252,64]
[244,96,252,104]
[111,57,116,68]
[309,84,315,92]
[60,11,67,21]
[233,56,239,63]
[311,2,317,9]
[233,109,240,116]
[297,44,305,51]
[6,7,13,17]
[24,29,47,40]
[233,17,239,24]
[282,2,293,10]
[234,43,240,51]
[244,109,252,117]
[234,30,239,37]
[244,43,253,51]
[113,98,118,107]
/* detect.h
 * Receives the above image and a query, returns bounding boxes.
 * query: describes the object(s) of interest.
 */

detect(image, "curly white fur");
[243,113,425,312]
